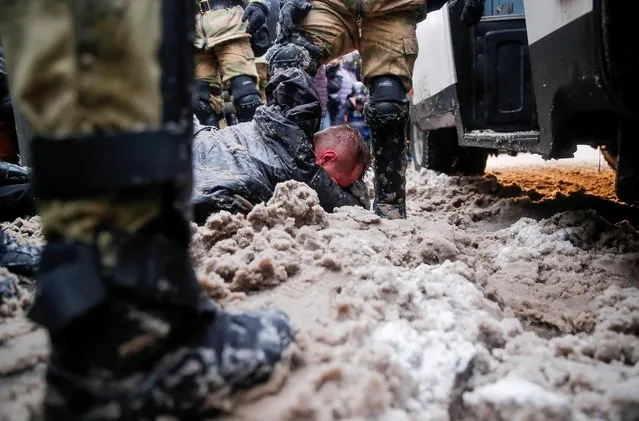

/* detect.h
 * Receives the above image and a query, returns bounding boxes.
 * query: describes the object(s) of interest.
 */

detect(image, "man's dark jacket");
[192,68,361,223]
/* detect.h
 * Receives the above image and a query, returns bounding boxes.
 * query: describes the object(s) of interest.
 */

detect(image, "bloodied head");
[314,125,372,188]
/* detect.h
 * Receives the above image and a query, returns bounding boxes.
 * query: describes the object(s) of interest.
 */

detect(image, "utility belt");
[198,0,244,14]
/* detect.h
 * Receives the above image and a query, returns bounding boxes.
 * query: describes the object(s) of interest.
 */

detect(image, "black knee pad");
[230,75,262,122]
[194,80,223,127]
[266,35,321,79]
[364,76,409,132]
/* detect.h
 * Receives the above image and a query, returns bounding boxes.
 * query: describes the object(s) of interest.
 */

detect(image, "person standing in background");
[335,52,359,123]
[194,0,269,128]
[326,59,342,126]
[314,65,331,130]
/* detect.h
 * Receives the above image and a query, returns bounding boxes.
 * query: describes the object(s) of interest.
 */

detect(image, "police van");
[410,0,638,203]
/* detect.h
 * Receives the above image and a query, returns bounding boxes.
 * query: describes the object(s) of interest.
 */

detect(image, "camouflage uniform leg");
[216,38,262,122]
[297,0,357,60]
[1,1,295,419]
[359,9,422,219]
[194,5,260,123]
[195,50,227,128]
[255,55,268,102]
[266,0,356,80]
[216,38,259,87]
[359,10,420,94]
[0,0,163,242]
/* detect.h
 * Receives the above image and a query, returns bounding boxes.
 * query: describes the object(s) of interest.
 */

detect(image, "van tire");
[453,148,490,175]
[600,145,618,171]
[411,127,489,175]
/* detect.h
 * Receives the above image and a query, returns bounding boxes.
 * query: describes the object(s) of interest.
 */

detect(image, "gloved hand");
[461,0,486,26]
[242,3,268,36]
[306,169,361,212]
[347,179,370,209]
[278,0,313,43]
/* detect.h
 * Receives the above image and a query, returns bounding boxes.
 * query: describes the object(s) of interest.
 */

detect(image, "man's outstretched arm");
[306,169,363,212]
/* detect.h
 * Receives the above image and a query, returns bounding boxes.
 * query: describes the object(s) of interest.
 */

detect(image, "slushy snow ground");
[1,147,638,421]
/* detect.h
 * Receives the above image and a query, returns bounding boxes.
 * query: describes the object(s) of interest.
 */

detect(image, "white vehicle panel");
[411,3,457,105]
[523,0,593,45]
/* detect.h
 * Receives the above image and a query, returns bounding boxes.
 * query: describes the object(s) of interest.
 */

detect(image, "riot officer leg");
[217,38,262,122]
[195,51,226,127]
[0,0,295,419]
[359,10,420,219]
[228,74,262,122]
[255,55,269,102]
[364,75,409,219]
[266,32,323,80]
[267,0,362,79]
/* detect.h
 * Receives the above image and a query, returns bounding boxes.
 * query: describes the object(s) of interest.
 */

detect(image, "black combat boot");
[0,161,31,184]
[29,210,295,420]
[194,80,225,128]
[0,230,40,276]
[0,162,36,222]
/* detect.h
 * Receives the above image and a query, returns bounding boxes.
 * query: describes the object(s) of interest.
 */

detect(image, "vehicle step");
[462,130,540,151]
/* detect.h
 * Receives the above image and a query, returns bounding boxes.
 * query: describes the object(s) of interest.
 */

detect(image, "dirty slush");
[1,164,638,421]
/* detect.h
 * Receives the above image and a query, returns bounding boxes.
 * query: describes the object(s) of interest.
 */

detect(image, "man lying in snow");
[191,67,371,223]
[0,68,369,224]
[0,68,370,278]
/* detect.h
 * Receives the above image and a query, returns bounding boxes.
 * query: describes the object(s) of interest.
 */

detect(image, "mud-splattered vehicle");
[410,0,638,203]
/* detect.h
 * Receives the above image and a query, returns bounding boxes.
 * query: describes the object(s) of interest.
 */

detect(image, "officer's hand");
[461,0,485,26]
[347,179,371,209]
[242,3,268,36]
[278,0,313,42]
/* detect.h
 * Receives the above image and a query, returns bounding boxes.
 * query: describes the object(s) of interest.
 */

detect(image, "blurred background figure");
[326,58,342,126]
[314,64,331,130]
[336,52,360,123]
[344,81,371,144]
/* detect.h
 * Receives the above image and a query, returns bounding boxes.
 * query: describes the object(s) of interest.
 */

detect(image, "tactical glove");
[307,169,361,212]
[278,0,313,43]
[461,0,486,26]
[347,179,371,209]
[243,3,268,36]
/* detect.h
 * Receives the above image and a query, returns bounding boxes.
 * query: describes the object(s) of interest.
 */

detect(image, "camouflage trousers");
[255,55,268,102]
[194,5,259,118]
[0,0,163,242]
[298,0,425,91]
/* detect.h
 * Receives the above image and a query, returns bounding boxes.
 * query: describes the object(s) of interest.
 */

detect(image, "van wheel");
[615,118,639,204]
[412,127,489,175]
[453,148,490,175]
[600,145,618,171]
